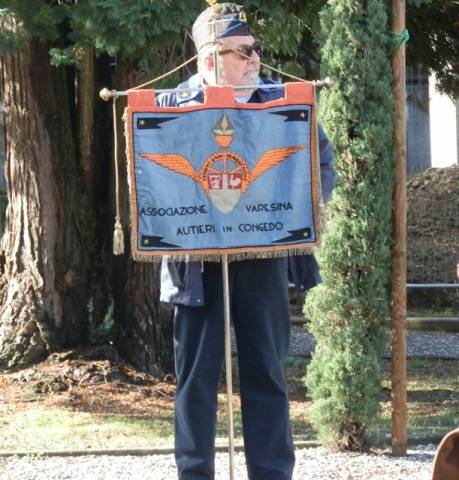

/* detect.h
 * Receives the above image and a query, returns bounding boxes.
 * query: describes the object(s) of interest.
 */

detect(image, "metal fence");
[406,173,459,325]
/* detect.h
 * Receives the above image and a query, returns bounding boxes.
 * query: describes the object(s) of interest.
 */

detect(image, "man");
[158,4,335,480]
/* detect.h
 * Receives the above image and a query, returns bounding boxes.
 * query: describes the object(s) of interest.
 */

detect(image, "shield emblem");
[207,172,242,213]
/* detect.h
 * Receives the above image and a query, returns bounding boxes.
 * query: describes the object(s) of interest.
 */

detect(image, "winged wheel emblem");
[140,114,305,213]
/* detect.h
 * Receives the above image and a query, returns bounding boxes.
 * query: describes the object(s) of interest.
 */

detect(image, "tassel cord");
[119,45,329,96]
[112,96,125,255]
[129,54,199,92]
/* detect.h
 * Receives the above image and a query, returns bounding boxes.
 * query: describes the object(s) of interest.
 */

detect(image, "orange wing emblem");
[140,144,305,195]
[140,154,199,181]
[138,113,307,213]
[249,146,306,183]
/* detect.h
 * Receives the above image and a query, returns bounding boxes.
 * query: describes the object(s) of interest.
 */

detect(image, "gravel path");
[0,446,435,480]
[287,326,459,359]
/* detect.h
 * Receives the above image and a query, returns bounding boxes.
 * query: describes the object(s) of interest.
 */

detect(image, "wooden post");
[391,0,407,456]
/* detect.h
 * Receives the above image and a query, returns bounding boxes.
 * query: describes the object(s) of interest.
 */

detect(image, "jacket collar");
[176,74,204,105]
[175,74,284,105]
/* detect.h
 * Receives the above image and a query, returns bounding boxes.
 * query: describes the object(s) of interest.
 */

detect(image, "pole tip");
[313,77,336,89]
[99,88,114,101]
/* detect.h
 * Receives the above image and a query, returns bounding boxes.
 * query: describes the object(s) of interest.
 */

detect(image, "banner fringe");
[123,110,135,237]
[132,246,318,263]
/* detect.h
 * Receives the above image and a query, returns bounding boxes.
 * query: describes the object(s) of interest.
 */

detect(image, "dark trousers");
[173,258,295,480]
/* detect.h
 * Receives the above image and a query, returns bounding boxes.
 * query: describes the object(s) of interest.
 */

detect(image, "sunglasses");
[219,41,262,60]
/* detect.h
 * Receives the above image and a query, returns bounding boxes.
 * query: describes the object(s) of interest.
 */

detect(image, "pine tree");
[305,0,394,450]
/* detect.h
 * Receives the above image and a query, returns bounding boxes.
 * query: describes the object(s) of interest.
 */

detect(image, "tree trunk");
[116,259,173,377]
[112,59,173,376]
[79,48,96,201]
[0,29,89,369]
[77,50,112,335]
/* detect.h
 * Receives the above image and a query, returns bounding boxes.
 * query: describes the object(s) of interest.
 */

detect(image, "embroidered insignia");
[140,114,305,213]
[178,91,191,99]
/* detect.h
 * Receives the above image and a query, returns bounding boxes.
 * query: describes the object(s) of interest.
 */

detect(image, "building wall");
[429,74,458,168]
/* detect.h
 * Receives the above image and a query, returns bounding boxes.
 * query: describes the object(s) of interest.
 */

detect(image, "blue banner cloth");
[125,84,321,260]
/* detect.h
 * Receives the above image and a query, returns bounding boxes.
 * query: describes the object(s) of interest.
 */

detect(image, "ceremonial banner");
[125,82,322,261]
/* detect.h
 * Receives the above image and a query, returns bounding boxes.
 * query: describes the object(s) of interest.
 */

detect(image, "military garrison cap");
[192,3,252,52]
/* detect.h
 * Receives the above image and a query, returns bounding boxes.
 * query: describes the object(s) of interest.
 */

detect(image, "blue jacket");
[158,74,335,306]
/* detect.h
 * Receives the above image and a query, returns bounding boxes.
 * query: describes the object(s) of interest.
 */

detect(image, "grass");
[0,408,174,451]
[376,358,459,442]
[0,357,458,452]
[407,306,458,318]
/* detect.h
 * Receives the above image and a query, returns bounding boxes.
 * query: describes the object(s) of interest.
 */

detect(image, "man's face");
[218,35,260,87]
[202,35,260,95]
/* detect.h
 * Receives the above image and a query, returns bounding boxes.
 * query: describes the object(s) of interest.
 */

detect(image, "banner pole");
[210,17,235,480]
[222,253,235,480]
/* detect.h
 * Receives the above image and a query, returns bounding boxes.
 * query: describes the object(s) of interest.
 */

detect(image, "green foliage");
[406,0,459,97]
[0,8,22,54]
[63,0,202,68]
[247,0,324,80]
[0,0,203,71]
[407,0,432,7]
[305,0,394,451]
[0,1,64,56]
[0,0,318,75]
[1,0,457,95]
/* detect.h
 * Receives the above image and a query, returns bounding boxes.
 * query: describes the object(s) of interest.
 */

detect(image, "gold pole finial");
[206,0,218,6]
[99,88,114,102]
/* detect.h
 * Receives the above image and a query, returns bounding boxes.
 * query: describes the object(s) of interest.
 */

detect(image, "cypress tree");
[305,0,394,450]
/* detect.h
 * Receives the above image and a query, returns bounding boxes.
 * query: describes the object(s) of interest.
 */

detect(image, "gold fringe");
[131,245,318,263]
[123,110,135,247]
[113,217,125,255]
